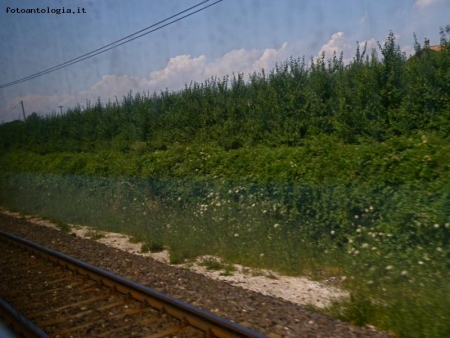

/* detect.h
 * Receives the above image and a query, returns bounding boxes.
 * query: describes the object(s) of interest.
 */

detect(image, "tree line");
[1,27,449,154]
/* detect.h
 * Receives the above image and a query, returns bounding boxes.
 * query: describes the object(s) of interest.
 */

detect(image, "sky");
[0,0,449,123]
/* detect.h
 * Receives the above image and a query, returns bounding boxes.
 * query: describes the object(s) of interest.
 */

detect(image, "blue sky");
[0,0,448,122]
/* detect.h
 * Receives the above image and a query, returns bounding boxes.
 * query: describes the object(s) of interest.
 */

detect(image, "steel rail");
[0,298,50,338]
[0,230,266,338]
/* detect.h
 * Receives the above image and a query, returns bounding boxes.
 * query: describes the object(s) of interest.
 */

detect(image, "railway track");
[0,230,266,338]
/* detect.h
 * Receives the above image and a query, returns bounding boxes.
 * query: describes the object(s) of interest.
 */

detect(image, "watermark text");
[5,7,87,15]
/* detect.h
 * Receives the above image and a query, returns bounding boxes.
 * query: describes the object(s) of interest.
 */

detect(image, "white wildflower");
[434,223,440,228]
[418,261,424,265]
[362,243,369,248]
[436,247,442,252]
[234,233,239,238]
[386,265,393,270]
[401,270,408,276]
[274,223,280,229]
[354,215,359,219]
[330,230,335,235]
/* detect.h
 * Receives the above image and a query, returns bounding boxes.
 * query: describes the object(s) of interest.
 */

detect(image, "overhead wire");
[0,0,222,89]
[0,102,20,118]
[0,0,210,88]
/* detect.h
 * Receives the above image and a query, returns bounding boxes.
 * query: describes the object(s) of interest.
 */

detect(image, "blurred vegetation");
[1,27,450,337]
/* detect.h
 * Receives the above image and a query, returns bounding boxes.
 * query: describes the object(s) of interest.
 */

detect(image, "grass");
[1,137,449,337]
[199,258,237,276]
[48,218,71,233]
[328,274,450,337]
[199,258,226,271]
[141,241,165,253]
[128,236,142,244]
[84,230,105,240]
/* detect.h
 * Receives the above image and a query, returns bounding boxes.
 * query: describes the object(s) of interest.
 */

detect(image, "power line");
[0,1,220,88]
[0,0,222,89]
[0,0,210,89]
[0,102,20,118]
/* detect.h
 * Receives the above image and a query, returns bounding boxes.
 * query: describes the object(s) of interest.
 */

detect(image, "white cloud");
[90,74,150,98]
[364,38,379,51]
[205,42,290,78]
[360,11,369,25]
[414,0,441,9]
[402,45,416,58]
[318,32,354,63]
[148,55,207,89]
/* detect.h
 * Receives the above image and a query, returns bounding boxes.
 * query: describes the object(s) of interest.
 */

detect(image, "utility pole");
[20,100,26,120]
[59,106,64,115]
